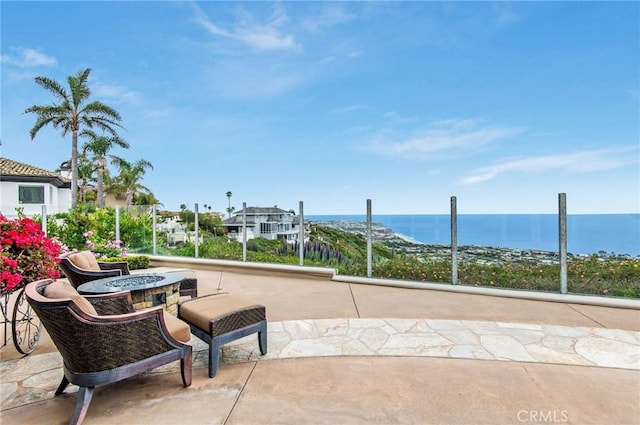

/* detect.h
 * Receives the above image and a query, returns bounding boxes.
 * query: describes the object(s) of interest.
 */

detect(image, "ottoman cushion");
[178,293,267,378]
[179,294,264,334]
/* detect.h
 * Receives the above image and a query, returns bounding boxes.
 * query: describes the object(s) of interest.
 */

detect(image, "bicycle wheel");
[12,288,42,355]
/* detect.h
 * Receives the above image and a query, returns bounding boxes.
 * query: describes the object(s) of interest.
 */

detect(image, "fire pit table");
[77,273,184,316]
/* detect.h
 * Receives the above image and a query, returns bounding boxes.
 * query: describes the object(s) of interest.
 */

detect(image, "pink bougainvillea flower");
[1,215,62,295]
[2,257,18,268]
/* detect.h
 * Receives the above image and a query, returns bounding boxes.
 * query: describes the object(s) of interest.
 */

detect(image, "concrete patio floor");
[1,266,639,425]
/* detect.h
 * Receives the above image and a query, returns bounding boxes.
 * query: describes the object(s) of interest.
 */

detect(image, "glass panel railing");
[15,199,638,298]
[308,211,639,297]
[119,205,155,255]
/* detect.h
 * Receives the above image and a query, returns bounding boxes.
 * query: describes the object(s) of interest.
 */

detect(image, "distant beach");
[308,214,640,257]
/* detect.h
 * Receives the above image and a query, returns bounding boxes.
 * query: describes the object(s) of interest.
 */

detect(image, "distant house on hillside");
[156,214,197,246]
[222,206,306,243]
[0,157,72,218]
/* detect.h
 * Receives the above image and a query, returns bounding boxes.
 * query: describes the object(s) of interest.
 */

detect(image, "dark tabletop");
[77,272,183,294]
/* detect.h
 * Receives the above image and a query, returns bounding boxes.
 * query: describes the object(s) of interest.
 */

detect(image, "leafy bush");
[567,256,640,297]
[44,205,159,261]
[119,206,154,252]
[247,251,299,264]
[198,239,242,260]
[100,255,150,270]
[345,255,639,297]
[246,237,281,253]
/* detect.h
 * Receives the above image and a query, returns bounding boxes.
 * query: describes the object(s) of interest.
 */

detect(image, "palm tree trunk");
[97,159,105,208]
[71,130,79,208]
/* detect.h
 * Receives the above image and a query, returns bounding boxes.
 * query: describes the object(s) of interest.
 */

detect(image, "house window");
[260,223,274,234]
[18,185,45,204]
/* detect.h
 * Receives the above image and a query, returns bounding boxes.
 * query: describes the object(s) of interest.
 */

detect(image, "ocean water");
[307,214,640,256]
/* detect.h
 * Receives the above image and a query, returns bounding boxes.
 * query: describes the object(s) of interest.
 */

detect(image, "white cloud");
[92,82,140,104]
[333,104,368,114]
[0,47,57,68]
[383,111,418,124]
[208,62,304,100]
[359,118,524,160]
[459,147,640,185]
[301,4,356,33]
[190,2,302,52]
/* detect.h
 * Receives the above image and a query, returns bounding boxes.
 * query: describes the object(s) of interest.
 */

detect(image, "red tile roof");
[0,157,71,187]
[0,157,69,180]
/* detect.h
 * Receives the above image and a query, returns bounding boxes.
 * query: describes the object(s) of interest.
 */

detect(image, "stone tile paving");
[222,319,640,370]
[2,319,638,411]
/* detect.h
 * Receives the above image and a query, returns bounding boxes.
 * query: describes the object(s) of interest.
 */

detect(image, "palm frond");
[33,76,68,101]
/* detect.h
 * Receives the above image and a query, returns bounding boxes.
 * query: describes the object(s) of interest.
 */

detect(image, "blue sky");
[1,1,639,215]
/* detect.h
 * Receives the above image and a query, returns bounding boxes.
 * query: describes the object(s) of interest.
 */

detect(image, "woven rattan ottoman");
[178,294,267,377]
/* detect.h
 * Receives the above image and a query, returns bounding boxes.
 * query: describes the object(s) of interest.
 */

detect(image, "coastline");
[312,220,611,265]
[307,214,640,258]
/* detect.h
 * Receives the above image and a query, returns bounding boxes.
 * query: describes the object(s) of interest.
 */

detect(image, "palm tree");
[80,129,130,207]
[226,191,235,218]
[24,68,123,207]
[179,204,188,229]
[110,158,154,207]
[77,154,96,203]
[133,192,161,206]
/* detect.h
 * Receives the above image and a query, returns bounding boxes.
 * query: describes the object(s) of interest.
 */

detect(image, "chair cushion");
[44,280,80,299]
[163,312,191,343]
[71,295,98,316]
[43,280,98,315]
[69,251,101,271]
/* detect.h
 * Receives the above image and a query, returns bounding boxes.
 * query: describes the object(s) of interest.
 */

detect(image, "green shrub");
[247,251,299,264]
[246,237,281,253]
[340,254,639,298]
[198,239,242,260]
[101,255,150,270]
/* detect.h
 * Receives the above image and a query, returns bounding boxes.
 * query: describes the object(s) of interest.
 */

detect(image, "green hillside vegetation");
[43,209,639,299]
[175,224,640,298]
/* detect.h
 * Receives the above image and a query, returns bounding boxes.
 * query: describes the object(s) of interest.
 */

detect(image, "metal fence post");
[299,201,304,266]
[366,199,372,278]
[115,206,120,242]
[41,205,47,236]
[242,202,247,262]
[559,193,568,294]
[451,196,458,285]
[194,203,199,258]
[152,204,157,255]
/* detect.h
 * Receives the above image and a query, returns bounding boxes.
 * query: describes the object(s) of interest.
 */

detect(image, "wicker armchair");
[25,279,193,425]
[58,251,131,288]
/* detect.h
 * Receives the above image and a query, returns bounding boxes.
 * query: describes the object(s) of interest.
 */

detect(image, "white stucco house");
[156,215,198,246]
[0,157,72,219]
[222,206,306,243]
